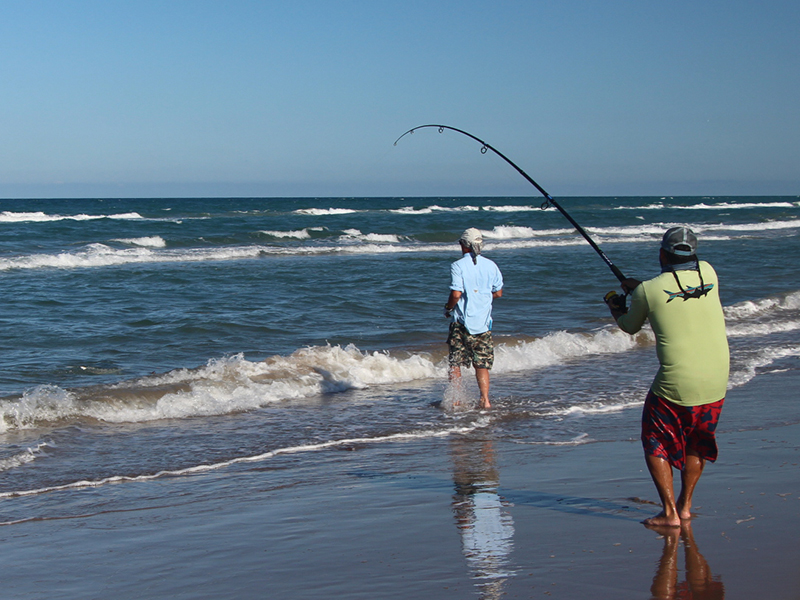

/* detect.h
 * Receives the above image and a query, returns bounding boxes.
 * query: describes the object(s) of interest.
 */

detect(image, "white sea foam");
[1,217,796,271]
[727,320,800,338]
[482,205,539,212]
[695,220,800,232]
[0,423,484,501]
[0,244,266,271]
[586,224,673,236]
[0,326,646,432]
[722,291,800,339]
[514,433,594,446]
[615,201,798,211]
[677,201,798,210]
[390,205,481,214]
[480,225,565,240]
[436,205,480,212]
[390,206,434,215]
[339,229,402,243]
[294,208,359,216]
[729,345,800,388]
[0,442,52,472]
[0,346,441,431]
[613,203,666,211]
[524,399,644,422]
[493,327,649,373]
[558,400,644,416]
[111,236,167,248]
[475,220,799,244]
[585,220,800,238]
[261,228,314,239]
[0,211,144,223]
[724,291,800,321]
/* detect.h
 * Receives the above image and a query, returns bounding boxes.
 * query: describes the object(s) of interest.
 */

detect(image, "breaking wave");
[0,326,644,432]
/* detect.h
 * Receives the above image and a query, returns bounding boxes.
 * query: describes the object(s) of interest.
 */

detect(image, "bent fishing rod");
[394,124,628,285]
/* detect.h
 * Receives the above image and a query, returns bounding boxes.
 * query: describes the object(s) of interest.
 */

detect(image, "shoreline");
[0,368,798,599]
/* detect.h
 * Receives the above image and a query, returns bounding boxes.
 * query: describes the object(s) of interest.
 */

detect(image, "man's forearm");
[445,290,462,310]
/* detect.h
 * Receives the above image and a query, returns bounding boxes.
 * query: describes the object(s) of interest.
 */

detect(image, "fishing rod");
[394,124,628,285]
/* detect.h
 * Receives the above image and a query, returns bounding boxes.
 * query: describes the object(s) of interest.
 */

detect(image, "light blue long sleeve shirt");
[450,254,504,335]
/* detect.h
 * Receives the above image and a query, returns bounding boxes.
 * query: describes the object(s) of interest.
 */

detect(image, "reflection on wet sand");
[648,522,725,600]
[450,436,515,599]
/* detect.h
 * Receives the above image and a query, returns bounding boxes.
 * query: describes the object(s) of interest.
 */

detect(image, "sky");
[1,0,798,198]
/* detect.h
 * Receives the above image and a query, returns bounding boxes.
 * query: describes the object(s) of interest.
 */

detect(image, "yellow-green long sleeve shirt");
[616,261,729,406]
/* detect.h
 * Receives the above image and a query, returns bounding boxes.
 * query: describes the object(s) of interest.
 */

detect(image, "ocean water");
[0,195,799,526]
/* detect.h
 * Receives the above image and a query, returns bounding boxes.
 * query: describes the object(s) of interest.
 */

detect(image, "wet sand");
[1,368,799,599]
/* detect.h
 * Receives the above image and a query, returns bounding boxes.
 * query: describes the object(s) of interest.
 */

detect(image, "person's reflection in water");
[648,521,725,600]
[451,435,515,599]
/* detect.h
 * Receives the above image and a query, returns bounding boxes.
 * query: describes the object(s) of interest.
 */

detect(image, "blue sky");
[1,0,798,198]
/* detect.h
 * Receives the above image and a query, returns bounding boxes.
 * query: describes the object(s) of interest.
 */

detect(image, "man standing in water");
[606,227,729,527]
[444,228,504,410]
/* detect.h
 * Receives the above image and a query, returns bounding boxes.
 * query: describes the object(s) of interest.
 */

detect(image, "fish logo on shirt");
[663,283,714,303]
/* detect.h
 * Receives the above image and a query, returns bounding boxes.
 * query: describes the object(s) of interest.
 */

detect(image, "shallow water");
[0,196,798,524]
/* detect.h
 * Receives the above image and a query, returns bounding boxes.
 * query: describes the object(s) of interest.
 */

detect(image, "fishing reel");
[604,290,628,313]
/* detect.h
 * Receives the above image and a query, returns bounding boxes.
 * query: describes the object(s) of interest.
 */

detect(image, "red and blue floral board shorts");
[641,391,725,471]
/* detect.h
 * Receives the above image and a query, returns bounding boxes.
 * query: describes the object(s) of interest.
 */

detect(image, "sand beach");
[2,363,798,599]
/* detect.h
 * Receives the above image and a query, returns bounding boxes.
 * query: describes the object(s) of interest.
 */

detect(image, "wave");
[493,328,644,373]
[0,211,144,223]
[727,320,800,338]
[260,227,325,240]
[390,205,481,214]
[339,229,402,243]
[0,230,793,272]
[0,442,52,472]
[483,205,540,212]
[1,211,796,271]
[0,243,265,271]
[0,239,583,271]
[729,344,800,388]
[294,208,360,216]
[694,220,800,233]
[481,225,572,239]
[111,236,167,248]
[474,221,800,241]
[475,220,800,239]
[0,423,486,502]
[0,327,645,432]
[513,433,595,446]
[724,291,800,321]
[456,220,800,243]
[615,201,799,211]
[0,347,439,432]
[676,201,799,210]
[389,204,549,215]
[583,220,800,237]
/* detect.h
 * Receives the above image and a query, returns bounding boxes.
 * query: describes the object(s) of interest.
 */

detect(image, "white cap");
[459,227,483,248]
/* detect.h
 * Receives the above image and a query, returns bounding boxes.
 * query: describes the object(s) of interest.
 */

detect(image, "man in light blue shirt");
[443,228,504,409]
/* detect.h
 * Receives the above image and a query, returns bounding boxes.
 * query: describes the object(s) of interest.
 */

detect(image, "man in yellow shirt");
[606,227,729,527]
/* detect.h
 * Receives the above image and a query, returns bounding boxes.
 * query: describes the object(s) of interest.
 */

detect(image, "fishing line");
[394,124,628,285]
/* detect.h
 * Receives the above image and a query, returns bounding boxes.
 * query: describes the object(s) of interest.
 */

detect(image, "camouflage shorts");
[447,321,494,370]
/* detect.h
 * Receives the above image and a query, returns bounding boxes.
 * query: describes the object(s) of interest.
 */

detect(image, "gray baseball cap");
[661,226,698,256]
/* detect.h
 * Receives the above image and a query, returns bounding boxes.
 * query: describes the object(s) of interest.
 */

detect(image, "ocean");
[0,195,798,559]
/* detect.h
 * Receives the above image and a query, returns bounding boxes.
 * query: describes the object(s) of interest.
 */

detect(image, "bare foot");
[642,511,681,528]
[677,505,693,520]
[479,399,491,410]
